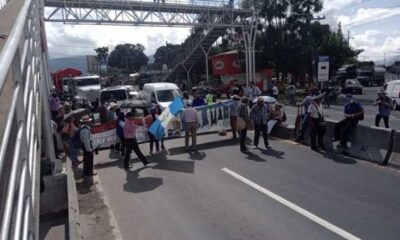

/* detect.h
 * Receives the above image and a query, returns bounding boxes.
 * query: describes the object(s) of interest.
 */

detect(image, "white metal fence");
[0,0,55,238]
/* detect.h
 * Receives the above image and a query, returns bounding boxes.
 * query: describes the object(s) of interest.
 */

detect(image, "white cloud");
[351,30,400,61]
[337,7,400,28]
[45,22,191,58]
[322,0,362,12]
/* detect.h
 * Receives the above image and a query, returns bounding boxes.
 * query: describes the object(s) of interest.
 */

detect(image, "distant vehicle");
[334,64,358,87]
[342,79,363,95]
[383,80,400,110]
[64,75,101,104]
[357,66,386,87]
[100,85,137,104]
[142,83,183,110]
[192,80,227,97]
[51,68,82,97]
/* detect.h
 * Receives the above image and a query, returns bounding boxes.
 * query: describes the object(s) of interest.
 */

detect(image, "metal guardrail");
[0,0,55,238]
[0,0,8,10]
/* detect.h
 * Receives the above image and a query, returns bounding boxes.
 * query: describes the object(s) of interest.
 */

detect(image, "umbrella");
[252,96,277,104]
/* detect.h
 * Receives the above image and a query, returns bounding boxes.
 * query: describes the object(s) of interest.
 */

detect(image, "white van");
[142,83,183,109]
[100,85,137,104]
[384,80,400,110]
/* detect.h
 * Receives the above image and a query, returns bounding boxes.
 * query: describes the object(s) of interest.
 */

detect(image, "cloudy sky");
[45,0,400,63]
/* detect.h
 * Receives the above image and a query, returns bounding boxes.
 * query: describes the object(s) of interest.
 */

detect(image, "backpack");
[72,126,88,149]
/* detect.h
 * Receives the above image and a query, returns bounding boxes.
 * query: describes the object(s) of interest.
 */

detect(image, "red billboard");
[211,50,242,76]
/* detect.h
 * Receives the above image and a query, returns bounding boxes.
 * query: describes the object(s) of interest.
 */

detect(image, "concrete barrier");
[272,119,399,165]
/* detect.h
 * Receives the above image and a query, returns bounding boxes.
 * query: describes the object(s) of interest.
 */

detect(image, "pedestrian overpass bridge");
[0,0,260,239]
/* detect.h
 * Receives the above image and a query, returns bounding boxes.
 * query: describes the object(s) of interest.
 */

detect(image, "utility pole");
[307,14,326,86]
[384,53,386,66]
[347,30,350,46]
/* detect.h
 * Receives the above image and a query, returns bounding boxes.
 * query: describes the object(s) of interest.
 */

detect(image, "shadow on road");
[260,148,285,159]
[124,167,163,193]
[167,138,239,155]
[322,151,357,164]
[243,151,266,162]
[188,151,206,160]
[151,153,195,173]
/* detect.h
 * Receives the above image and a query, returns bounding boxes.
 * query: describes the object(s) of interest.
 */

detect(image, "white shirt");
[272,86,279,95]
[308,102,323,119]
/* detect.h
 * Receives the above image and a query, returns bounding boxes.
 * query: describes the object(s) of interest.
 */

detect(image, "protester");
[116,112,126,156]
[333,94,364,149]
[308,94,326,151]
[182,91,190,108]
[62,114,80,167]
[63,102,72,115]
[192,93,206,107]
[271,103,286,123]
[250,97,271,149]
[205,89,217,105]
[296,95,313,142]
[144,107,163,155]
[108,102,118,121]
[244,81,261,108]
[49,93,61,120]
[123,112,149,168]
[374,88,392,128]
[287,83,296,106]
[238,97,250,152]
[230,80,244,97]
[223,95,240,139]
[79,115,97,176]
[183,100,199,151]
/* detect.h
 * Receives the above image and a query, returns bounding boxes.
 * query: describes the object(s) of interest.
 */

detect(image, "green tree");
[108,44,148,73]
[153,43,182,68]
[94,46,109,74]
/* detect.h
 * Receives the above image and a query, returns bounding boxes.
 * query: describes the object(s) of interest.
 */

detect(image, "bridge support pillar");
[182,64,193,92]
[200,44,213,84]
[242,15,258,87]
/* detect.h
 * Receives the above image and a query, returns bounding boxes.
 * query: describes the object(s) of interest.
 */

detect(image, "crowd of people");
[49,82,394,177]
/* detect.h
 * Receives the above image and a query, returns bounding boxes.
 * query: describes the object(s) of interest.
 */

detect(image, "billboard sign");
[318,56,329,82]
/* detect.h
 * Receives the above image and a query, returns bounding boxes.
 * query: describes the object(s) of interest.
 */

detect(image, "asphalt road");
[93,134,400,240]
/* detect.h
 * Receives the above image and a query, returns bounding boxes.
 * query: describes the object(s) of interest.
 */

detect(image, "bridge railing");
[0,0,8,10]
[0,0,54,238]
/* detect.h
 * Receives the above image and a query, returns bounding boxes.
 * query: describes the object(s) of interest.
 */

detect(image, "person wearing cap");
[182,100,199,151]
[244,81,261,108]
[334,94,364,149]
[79,115,97,176]
[238,97,250,152]
[123,112,149,168]
[62,114,81,167]
[374,88,392,128]
[250,96,271,149]
[307,94,326,151]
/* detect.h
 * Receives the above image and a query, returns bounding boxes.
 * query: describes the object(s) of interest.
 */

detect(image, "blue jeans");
[68,139,78,162]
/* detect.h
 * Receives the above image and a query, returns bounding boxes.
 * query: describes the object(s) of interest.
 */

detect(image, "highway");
[92,133,400,240]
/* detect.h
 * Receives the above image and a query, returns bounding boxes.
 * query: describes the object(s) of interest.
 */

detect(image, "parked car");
[342,79,363,95]
[384,80,400,110]
[100,85,137,104]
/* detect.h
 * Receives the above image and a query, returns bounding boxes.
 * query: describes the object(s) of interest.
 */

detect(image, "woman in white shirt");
[307,94,326,151]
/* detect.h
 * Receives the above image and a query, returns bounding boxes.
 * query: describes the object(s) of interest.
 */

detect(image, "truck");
[357,66,386,87]
[63,75,102,105]
[51,68,82,97]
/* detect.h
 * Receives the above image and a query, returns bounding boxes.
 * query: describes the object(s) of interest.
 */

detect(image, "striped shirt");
[123,119,137,139]
[250,103,271,125]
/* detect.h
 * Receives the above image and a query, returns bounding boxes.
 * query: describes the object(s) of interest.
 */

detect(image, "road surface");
[92,133,400,240]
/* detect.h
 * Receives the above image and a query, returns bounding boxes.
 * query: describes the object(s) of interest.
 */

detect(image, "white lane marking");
[221,168,362,240]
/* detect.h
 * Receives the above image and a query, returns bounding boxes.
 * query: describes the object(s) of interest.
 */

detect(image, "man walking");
[79,115,97,176]
[374,88,392,128]
[124,112,149,168]
[183,100,199,151]
[334,94,364,150]
[250,97,271,149]
[244,81,261,108]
